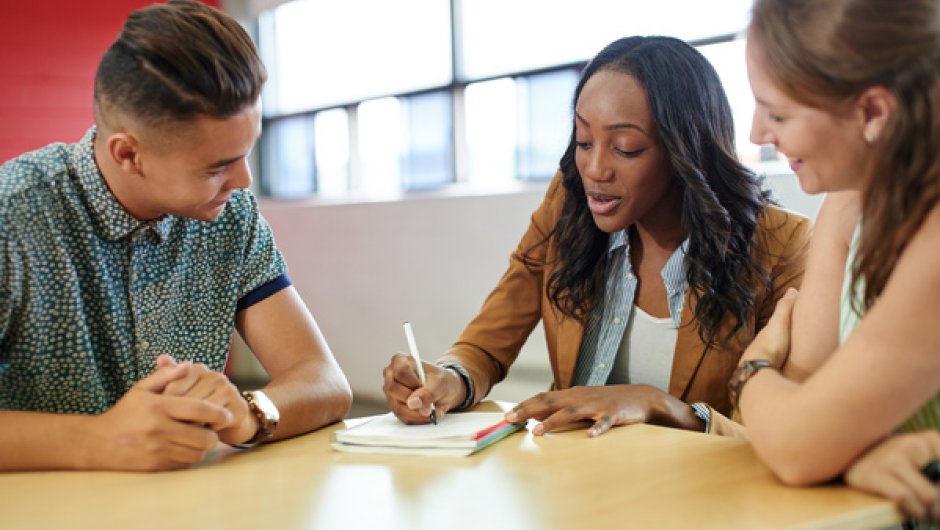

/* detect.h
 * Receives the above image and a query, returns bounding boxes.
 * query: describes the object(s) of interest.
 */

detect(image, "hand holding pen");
[402,321,437,425]
[381,323,470,424]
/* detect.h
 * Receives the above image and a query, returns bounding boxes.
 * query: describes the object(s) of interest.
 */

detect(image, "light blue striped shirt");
[572,230,689,386]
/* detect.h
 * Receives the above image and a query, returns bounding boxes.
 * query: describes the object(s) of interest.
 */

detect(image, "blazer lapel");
[668,292,707,400]
[558,316,584,388]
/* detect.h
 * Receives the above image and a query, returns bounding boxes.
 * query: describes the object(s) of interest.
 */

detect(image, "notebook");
[331,411,525,456]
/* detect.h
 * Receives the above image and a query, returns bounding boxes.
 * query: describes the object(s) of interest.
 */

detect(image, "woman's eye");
[615,148,645,157]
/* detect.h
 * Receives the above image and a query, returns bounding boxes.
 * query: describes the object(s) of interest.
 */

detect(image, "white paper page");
[334,412,507,446]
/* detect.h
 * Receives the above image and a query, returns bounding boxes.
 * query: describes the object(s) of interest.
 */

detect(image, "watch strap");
[727,360,775,410]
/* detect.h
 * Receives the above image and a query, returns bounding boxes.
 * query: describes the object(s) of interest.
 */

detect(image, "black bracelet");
[436,362,474,411]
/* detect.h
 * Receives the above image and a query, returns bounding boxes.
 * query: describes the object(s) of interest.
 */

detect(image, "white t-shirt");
[606,305,679,392]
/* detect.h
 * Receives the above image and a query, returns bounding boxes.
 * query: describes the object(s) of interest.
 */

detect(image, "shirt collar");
[70,126,172,243]
[606,228,689,291]
[607,229,628,253]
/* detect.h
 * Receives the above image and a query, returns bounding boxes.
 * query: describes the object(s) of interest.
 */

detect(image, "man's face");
[131,100,262,221]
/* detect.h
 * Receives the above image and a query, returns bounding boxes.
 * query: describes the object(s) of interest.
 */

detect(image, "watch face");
[249,390,280,429]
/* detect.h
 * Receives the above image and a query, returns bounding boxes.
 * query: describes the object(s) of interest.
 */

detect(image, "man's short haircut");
[94,0,266,127]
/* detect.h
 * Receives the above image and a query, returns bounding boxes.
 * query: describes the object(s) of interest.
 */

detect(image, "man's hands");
[505,385,704,437]
[88,355,261,471]
[156,355,256,445]
[383,353,467,424]
[87,361,233,471]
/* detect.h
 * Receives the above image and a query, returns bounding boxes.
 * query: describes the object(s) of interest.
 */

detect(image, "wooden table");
[0,403,901,530]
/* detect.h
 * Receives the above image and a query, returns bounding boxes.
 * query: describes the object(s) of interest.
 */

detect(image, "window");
[698,39,761,164]
[313,108,350,197]
[256,0,759,198]
[401,91,453,190]
[260,114,314,197]
[356,97,402,195]
[258,0,452,115]
[464,78,516,186]
[456,0,752,79]
[516,70,579,180]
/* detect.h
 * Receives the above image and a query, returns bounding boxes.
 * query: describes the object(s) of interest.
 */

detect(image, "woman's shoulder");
[756,204,812,242]
[535,170,569,222]
[751,204,813,267]
[758,204,811,230]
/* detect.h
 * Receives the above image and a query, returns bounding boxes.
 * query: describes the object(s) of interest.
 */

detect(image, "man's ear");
[856,85,896,144]
[105,132,143,176]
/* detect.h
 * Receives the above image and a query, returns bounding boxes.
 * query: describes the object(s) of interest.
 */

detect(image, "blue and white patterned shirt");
[572,230,688,386]
[0,127,290,414]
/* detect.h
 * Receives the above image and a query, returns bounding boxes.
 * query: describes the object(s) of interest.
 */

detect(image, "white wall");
[250,172,822,404]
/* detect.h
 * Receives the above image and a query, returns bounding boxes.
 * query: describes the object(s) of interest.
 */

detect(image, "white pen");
[402,321,437,425]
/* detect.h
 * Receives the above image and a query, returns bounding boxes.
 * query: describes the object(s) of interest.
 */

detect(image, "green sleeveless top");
[840,225,939,530]
[840,225,940,433]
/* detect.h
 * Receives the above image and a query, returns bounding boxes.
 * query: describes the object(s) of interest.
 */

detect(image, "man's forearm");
[0,410,94,471]
[261,359,352,441]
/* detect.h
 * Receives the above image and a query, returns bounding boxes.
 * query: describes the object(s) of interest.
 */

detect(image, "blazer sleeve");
[706,405,749,439]
[436,173,566,406]
[756,208,813,329]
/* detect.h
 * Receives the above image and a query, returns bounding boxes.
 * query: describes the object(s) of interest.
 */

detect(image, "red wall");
[0,0,219,164]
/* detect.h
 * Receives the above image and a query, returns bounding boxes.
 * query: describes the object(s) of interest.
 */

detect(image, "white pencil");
[402,321,437,425]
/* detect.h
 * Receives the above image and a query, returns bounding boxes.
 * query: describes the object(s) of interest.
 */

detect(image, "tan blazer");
[437,173,811,438]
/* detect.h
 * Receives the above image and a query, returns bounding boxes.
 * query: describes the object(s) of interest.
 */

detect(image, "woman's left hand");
[504,385,704,437]
[740,287,799,369]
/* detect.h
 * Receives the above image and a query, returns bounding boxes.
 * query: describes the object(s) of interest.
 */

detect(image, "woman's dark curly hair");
[538,36,774,349]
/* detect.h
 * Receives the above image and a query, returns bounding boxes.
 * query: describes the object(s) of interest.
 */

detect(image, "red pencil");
[473,419,515,441]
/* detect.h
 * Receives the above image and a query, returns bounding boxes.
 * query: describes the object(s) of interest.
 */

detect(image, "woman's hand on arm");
[783,191,861,381]
[382,354,467,424]
[505,385,704,437]
[740,287,798,368]
[845,430,940,522]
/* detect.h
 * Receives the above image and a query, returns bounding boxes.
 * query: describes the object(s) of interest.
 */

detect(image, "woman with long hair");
[383,35,809,438]
[735,0,940,523]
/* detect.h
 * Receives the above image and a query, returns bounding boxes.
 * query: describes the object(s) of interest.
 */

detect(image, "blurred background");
[0,0,822,415]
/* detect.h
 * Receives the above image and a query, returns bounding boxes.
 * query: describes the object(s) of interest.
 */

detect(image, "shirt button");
[613,317,622,324]
[140,340,150,350]
[626,273,635,280]
[598,363,606,369]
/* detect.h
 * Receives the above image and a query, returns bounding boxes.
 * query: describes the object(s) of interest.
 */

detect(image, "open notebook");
[332,411,525,456]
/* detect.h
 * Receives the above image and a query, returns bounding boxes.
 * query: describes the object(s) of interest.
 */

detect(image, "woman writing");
[384,36,809,438]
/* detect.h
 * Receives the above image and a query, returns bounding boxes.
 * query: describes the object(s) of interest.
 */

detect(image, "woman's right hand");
[382,354,467,424]
[845,430,940,522]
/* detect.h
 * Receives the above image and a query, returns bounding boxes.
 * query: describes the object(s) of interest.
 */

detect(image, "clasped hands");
[91,354,256,471]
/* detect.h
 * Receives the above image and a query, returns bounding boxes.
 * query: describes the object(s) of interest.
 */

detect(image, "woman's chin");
[591,214,628,234]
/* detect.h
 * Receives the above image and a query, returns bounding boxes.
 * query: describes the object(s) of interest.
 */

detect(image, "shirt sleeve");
[235,192,290,309]
[0,223,22,346]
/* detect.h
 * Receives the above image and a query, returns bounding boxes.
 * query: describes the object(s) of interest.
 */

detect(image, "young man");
[0,0,352,471]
